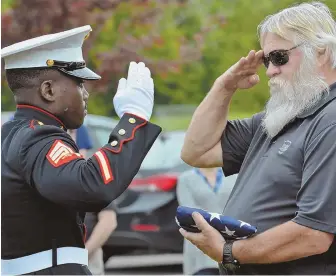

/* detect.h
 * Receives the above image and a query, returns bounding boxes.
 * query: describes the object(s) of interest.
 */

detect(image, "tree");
[3,0,335,116]
[1,0,224,114]
[153,0,336,113]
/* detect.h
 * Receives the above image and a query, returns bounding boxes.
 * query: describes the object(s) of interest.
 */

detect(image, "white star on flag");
[238,220,251,228]
[209,212,221,221]
[221,226,235,236]
[175,217,181,227]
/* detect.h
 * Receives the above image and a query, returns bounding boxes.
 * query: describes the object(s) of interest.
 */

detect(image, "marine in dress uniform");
[1,25,161,275]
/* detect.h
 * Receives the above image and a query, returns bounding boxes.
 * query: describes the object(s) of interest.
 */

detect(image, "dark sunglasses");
[262,44,302,68]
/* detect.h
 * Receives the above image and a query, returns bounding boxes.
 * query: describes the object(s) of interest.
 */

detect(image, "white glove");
[113,61,154,121]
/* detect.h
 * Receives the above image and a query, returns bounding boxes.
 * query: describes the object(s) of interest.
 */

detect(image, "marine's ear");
[40,80,56,102]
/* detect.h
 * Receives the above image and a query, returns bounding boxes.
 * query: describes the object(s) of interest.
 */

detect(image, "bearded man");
[179,2,336,275]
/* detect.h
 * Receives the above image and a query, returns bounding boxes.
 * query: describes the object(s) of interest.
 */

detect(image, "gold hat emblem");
[46,59,54,67]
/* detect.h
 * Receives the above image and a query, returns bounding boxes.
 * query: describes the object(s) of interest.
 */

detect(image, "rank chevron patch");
[47,140,82,167]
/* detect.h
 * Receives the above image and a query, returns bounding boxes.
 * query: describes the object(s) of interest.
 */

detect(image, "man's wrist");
[122,111,150,121]
[222,240,240,268]
[215,240,225,263]
[213,78,236,97]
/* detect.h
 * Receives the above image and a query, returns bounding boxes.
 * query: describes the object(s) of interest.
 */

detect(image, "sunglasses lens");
[262,56,270,68]
[271,51,289,66]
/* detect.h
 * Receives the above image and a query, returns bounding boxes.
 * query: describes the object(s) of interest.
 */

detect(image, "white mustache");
[268,78,286,87]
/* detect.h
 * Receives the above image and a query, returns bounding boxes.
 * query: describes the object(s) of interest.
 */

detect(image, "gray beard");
[262,61,329,138]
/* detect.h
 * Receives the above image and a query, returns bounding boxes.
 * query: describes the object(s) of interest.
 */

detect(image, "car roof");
[83,114,118,128]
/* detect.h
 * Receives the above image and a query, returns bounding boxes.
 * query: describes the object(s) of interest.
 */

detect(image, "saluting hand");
[215,50,264,94]
[113,62,154,121]
[179,212,226,263]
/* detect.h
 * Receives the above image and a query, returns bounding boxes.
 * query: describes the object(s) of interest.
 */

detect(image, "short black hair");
[5,68,54,93]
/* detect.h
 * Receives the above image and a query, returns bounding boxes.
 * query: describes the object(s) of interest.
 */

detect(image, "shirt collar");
[297,82,336,118]
[14,104,66,130]
[194,168,224,192]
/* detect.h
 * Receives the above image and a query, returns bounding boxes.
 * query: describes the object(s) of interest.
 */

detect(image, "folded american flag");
[175,206,257,240]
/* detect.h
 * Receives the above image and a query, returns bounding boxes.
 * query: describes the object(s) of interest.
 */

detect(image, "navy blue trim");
[194,168,223,193]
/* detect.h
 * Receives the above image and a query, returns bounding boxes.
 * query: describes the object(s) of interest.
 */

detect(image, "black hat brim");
[58,67,101,80]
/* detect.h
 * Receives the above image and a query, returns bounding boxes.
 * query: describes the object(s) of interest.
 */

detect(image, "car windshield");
[140,133,186,170]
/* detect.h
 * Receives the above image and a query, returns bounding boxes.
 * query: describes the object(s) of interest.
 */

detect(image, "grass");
[150,110,254,131]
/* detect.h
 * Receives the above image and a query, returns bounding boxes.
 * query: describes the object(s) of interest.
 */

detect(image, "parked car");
[81,114,118,156]
[1,111,15,125]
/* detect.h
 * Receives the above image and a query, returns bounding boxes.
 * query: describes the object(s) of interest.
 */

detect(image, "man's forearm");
[181,82,233,164]
[232,221,329,264]
[86,221,116,256]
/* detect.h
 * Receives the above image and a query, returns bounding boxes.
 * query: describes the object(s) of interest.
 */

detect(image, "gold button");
[118,129,126,136]
[111,140,118,147]
[46,59,54,66]
[128,118,136,124]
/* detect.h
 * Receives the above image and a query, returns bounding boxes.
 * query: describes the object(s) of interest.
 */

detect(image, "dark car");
[100,131,191,261]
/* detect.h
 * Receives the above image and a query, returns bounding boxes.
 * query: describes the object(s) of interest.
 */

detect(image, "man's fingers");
[233,49,263,73]
[229,57,246,74]
[255,50,264,60]
[127,61,138,79]
[144,77,154,94]
[138,62,145,69]
[127,61,152,82]
[192,212,212,231]
[248,74,260,85]
[241,50,263,69]
[179,228,201,243]
[144,67,151,78]
[252,50,264,67]
[246,50,256,63]
[138,66,151,81]
[116,78,127,92]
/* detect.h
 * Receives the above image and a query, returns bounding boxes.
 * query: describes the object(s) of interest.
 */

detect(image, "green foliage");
[150,110,254,131]
[1,84,15,111]
[2,0,336,117]
[153,0,336,113]
[1,0,15,11]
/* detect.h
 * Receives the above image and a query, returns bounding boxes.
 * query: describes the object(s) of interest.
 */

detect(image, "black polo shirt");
[221,82,336,274]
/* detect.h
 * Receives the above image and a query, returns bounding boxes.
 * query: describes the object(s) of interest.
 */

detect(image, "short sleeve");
[221,112,264,176]
[102,201,118,212]
[292,123,336,234]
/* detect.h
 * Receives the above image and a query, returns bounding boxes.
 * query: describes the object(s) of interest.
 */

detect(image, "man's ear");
[317,48,330,67]
[40,80,56,102]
